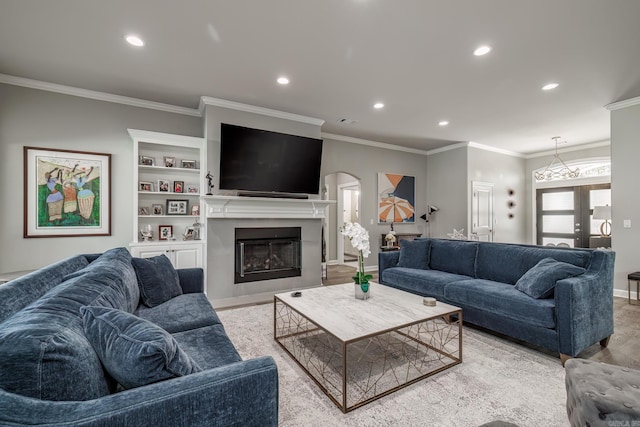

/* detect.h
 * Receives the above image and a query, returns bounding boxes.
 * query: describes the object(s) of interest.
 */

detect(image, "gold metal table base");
[274,298,462,413]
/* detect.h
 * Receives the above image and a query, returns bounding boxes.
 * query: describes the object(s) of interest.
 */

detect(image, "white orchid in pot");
[341,222,373,299]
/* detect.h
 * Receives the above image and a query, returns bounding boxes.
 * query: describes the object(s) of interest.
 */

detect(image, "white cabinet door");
[172,244,202,269]
[130,245,168,259]
[130,243,203,269]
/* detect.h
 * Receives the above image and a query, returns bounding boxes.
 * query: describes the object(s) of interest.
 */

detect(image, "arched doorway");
[323,172,361,266]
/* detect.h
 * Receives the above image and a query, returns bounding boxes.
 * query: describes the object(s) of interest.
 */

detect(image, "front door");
[536,184,611,248]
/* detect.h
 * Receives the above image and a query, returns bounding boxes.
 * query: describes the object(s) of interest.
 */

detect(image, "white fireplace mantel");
[201,195,335,219]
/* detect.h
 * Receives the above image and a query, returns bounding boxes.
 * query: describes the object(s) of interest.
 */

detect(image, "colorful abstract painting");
[24,147,111,237]
[378,173,415,223]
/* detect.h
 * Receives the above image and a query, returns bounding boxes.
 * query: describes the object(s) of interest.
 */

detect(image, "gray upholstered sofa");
[0,247,278,426]
[378,238,616,362]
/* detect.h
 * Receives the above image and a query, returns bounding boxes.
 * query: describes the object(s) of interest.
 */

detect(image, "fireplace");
[235,227,301,284]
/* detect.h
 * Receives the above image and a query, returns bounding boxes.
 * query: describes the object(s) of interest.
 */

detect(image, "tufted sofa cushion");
[565,359,640,426]
[475,242,592,285]
[429,239,478,277]
[0,248,138,401]
[397,239,430,270]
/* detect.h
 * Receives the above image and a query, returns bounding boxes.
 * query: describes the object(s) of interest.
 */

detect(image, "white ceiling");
[2,0,639,154]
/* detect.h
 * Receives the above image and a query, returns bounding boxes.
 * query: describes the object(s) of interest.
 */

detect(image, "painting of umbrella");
[378,173,415,223]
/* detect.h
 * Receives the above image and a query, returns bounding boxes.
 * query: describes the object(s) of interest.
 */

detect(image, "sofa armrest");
[555,250,615,357]
[378,251,400,284]
[177,268,204,293]
[0,356,278,427]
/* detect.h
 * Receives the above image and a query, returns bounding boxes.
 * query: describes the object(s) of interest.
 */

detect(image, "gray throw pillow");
[397,239,430,270]
[515,257,585,299]
[81,306,201,389]
[131,255,182,307]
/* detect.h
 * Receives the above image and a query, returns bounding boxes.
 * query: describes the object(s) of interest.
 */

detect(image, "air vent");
[338,118,358,125]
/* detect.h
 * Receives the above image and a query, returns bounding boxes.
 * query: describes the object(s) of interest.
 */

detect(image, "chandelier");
[534,136,580,181]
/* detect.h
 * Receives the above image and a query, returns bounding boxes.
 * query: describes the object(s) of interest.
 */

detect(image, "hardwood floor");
[324,264,640,369]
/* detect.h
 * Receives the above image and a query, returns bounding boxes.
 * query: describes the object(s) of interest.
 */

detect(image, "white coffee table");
[274,282,462,412]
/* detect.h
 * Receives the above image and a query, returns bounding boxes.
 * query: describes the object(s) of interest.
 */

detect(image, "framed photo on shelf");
[139,155,154,166]
[166,199,188,215]
[173,180,184,193]
[139,181,153,192]
[23,146,112,238]
[138,206,150,216]
[158,179,170,192]
[164,157,176,168]
[183,226,195,240]
[186,184,199,194]
[158,224,173,240]
[151,204,164,215]
[191,205,200,216]
[181,160,196,169]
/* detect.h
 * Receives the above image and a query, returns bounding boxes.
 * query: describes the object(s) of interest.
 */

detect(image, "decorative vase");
[355,283,370,300]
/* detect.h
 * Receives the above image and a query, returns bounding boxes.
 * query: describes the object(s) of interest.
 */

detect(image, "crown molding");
[321,133,430,155]
[468,142,524,158]
[200,96,324,126]
[0,73,201,116]
[425,141,469,156]
[605,96,640,111]
[525,140,610,159]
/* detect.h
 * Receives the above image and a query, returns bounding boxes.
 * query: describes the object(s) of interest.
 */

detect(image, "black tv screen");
[219,123,323,195]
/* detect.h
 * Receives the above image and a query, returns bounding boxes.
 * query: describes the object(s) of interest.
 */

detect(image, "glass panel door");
[536,184,611,248]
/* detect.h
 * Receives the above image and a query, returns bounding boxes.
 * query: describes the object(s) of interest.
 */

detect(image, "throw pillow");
[81,306,201,389]
[515,257,586,299]
[397,239,430,270]
[131,255,182,307]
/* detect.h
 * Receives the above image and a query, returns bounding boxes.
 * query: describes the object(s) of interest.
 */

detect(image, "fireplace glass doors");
[235,227,301,284]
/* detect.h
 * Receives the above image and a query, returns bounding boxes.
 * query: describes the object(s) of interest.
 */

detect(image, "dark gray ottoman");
[565,359,640,426]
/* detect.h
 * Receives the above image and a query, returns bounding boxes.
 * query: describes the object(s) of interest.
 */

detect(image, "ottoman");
[565,359,640,426]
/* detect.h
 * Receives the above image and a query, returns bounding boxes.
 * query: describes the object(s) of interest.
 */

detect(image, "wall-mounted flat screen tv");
[219,123,323,195]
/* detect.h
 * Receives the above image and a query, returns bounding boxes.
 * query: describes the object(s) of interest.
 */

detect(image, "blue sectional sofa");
[378,238,615,362]
[0,247,278,426]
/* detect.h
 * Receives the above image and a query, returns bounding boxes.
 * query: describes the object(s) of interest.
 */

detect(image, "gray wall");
[468,147,527,243]
[321,138,427,267]
[611,102,640,293]
[0,83,203,273]
[426,147,467,238]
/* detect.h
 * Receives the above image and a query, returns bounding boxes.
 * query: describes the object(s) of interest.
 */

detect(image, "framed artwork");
[164,157,176,168]
[139,155,154,166]
[166,199,188,215]
[151,203,164,215]
[138,206,150,216]
[173,180,184,193]
[181,160,196,169]
[186,184,199,194]
[191,205,200,216]
[139,181,153,192]
[377,172,415,223]
[158,225,173,240]
[158,179,170,192]
[24,146,111,237]
[183,226,195,240]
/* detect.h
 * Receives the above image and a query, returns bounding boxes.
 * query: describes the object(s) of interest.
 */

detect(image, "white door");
[471,182,494,242]
[336,181,360,264]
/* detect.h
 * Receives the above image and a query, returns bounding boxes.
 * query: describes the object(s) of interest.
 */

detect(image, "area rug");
[218,303,569,427]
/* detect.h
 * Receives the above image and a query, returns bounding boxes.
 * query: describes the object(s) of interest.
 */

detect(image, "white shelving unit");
[128,129,207,274]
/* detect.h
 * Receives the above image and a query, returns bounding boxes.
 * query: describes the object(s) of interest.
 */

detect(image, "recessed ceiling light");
[438,120,449,126]
[373,102,384,109]
[473,45,492,56]
[125,34,144,47]
[542,82,559,91]
[277,77,289,85]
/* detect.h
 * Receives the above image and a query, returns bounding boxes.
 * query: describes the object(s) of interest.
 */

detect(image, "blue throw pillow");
[515,257,586,299]
[131,255,182,307]
[81,306,201,389]
[397,239,430,270]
